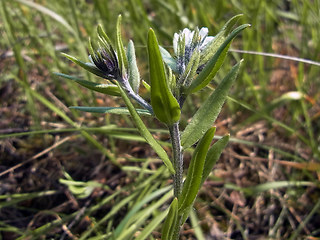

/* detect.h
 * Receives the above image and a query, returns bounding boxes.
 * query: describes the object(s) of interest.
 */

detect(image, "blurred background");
[1,0,320,239]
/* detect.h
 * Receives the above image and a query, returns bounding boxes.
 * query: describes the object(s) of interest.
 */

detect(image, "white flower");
[173,27,215,75]
[173,27,214,55]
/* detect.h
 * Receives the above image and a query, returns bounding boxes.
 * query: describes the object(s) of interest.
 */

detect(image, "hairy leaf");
[127,40,140,93]
[178,127,216,213]
[201,134,230,185]
[186,24,250,94]
[161,198,178,240]
[181,60,242,149]
[70,106,152,116]
[55,72,120,96]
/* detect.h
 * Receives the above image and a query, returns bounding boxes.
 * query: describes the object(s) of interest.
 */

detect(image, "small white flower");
[173,27,215,75]
[173,27,214,55]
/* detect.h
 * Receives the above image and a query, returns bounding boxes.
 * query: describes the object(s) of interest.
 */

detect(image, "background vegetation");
[1,0,320,239]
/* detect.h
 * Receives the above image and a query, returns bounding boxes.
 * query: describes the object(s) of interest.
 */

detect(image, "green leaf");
[161,198,178,240]
[69,106,152,116]
[54,72,120,96]
[178,127,216,214]
[112,186,172,239]
[116,15,128,76]
[186,24,250,94]
[148,28,181,125]
[61,53,106,78]
[159,46,178,73]
[181,60,243,149]
[199,14,244,66]
[127,40,140,93]
[135,209,168,240]
[115,81,175,174]
[201,134,230,185]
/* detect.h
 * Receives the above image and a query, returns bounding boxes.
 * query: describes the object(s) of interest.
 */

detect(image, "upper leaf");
[148,28,181,125]
[186,23,250,94]
[181,60,243,149]
[199,14,244,66]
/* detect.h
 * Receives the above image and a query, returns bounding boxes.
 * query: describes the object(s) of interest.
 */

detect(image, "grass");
[1,0,320,239]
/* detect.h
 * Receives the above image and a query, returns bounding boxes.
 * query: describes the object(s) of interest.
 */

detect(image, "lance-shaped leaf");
[199,14,244,66]
[148,28,181,125]
[178,127,216,214]
[69,106,152,116]
[181,60,243,149]
[127,40,140,93]
[55,72,120,96]
[62,53,106,78]
[186,24,250,94]
[161,198,178,240]
[115,81,175,174]
[159,46,178,73]
[116,15,128,76]
[201,134,230,186]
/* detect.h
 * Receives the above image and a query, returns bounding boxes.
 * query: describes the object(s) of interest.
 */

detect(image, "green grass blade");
[15,0,76,36]
[112,186,172,238]
[225,181,316,195]
[190,209,206,240]
[135,209,168,240]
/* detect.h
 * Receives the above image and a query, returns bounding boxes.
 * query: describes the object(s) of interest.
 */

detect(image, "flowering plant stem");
[169,123,183,198]
[168,123,183,239]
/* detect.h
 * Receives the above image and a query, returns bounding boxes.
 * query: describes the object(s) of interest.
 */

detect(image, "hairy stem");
[169,122,183,198]
[169,122,183,240]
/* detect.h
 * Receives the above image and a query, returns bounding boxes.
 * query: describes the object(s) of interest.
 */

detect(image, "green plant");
[60,14,249,240]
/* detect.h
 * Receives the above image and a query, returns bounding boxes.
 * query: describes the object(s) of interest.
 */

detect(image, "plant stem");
[169,122,183,198]
[169,122,183,239]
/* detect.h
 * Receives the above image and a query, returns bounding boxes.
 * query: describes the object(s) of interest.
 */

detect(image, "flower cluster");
[173,27,215,75]
[88,46,121,81]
